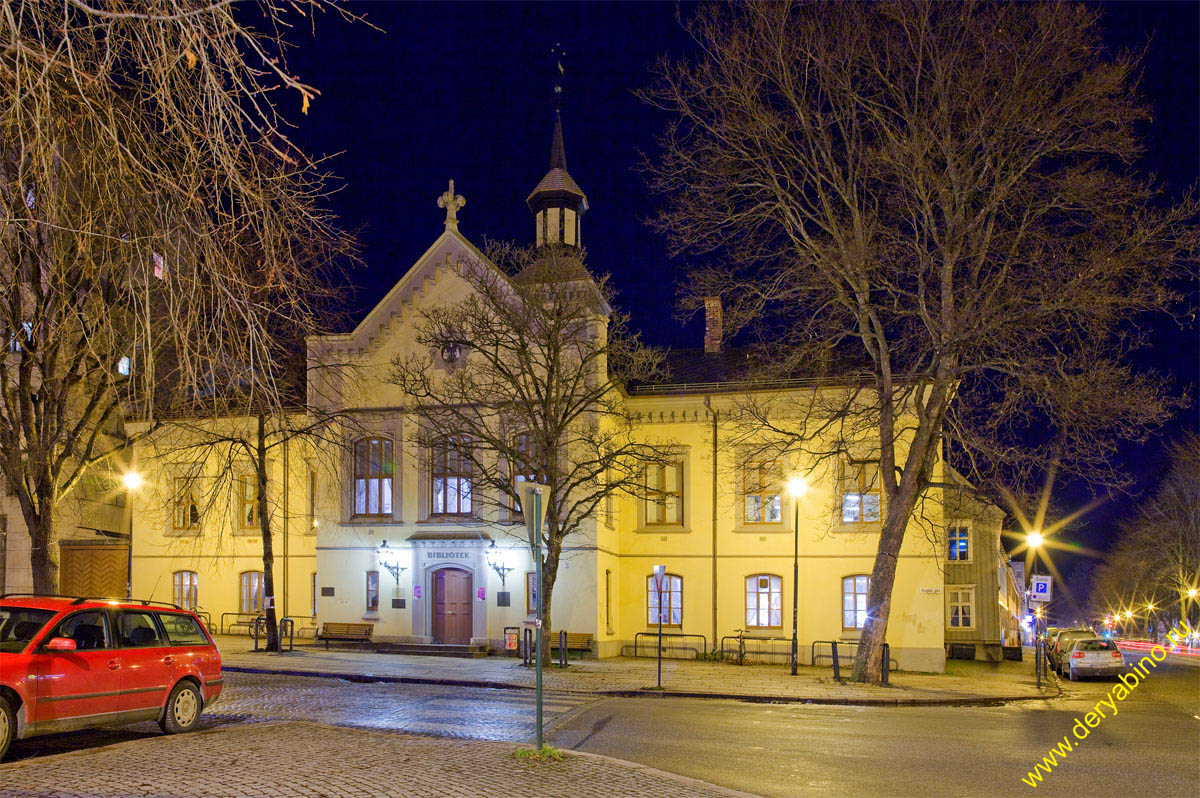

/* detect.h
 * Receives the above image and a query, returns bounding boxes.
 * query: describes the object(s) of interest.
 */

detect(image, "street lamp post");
[1026,530,1044,686]
[123,470,143,599]
[787,477,807,676]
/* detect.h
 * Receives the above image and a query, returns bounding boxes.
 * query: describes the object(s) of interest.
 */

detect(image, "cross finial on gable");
[437,179,466,231]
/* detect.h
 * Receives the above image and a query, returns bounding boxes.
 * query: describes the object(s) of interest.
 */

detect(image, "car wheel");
[159,681,202,735]
[0,694,14,762]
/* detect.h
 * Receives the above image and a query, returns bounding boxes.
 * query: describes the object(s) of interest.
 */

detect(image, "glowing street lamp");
[1188,589,1198,600]
[1026,530,1044,550]
[122,471,144,491]
[787,476,808,676]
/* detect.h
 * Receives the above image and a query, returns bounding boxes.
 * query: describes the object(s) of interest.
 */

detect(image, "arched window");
[647,573,683,626]
[173,570,198,611]
[239,571,264,614]
[431,436,472,516]
[842,575,871,630]
[354,437,394,517]
[745,574,782,629]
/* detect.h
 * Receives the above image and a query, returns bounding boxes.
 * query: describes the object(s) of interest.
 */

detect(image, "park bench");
[316,621,374,650]
[550,631,594,660]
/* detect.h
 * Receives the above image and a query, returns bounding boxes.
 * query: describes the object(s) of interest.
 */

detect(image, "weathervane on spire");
[437,179,465,231]
[551,42,566,109]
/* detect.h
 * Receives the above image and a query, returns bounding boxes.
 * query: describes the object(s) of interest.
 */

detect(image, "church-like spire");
[527,44,587,249]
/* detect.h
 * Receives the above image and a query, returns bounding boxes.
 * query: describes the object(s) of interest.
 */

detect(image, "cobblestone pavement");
[217,637,1049,704]
[5,672,603,764]
[0,720,753,797]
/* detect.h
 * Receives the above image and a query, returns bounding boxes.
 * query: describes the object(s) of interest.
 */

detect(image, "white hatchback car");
[1067,637,1125,680]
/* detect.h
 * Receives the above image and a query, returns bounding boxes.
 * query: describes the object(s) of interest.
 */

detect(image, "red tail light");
[1072,651,1085,658]
[1111,650,1123,658]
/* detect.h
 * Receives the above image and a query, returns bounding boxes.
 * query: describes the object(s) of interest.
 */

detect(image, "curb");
[222,665,1053,707]
[564,748,762,797]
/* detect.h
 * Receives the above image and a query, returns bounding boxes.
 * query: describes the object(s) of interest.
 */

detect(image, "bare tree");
[389,243,665,660]
[0,1,355,592]
[1091,433,1200,629]
[643,1,1194,681]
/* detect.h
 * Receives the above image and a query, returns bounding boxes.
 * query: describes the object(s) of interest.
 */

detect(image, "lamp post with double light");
[1026,529,1045,684]
[123,470,143,599]
[787,476,808,676]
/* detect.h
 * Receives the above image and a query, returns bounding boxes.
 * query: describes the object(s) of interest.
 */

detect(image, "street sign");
[523,483,547,550]
[1030,574,1052,603]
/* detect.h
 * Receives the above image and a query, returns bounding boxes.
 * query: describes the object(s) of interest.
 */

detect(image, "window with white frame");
[354,437,394,516]
[173,570,198,611]
[238,474,259,529]
[841,460,881,524]
[173,476,200,532]
[842,575,870,630]
[948,526,969,561]
[431,436,473,516]
[743,460,782,524]
[239,571,264,614]
[745,574,782,629]
[509,433,538,517]
[646,573,682,626]
[644,461,683,526]
[948,587,975,628]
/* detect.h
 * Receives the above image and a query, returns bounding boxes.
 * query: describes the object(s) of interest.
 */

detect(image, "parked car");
[1048,628,1096,675]
[1067,637,1126,680]
[0,594,222,762]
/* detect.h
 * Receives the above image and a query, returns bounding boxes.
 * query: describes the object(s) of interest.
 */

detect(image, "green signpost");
[523,482,547,749]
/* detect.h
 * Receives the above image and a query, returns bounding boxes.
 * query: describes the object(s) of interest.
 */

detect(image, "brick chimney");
[703,296,723,354]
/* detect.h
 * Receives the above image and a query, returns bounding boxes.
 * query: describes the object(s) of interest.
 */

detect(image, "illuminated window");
[949,587,974,628]
[366,571,379,612]
[173,477,200,532]
[948,527,970,561]
[842,575,870,630]
[743,461,782,524]
[644,462,683,525]
[173,571,198,611]
[431,436,472,516]
[841,460,881,524]
[117,356,131,376]
[647,573,682,626]
[510,433,538,516]
[239,571,264,614]
[353,437,393,516]
[239,474,259,528]
[745,574,782,629]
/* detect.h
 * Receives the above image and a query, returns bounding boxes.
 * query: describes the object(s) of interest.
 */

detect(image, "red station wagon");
[0,595,222,761]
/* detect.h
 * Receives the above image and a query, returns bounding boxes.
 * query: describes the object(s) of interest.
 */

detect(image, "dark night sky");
[285,2,1198,604]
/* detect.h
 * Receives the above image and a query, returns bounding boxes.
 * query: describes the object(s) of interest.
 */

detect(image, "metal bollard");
[558,630,567,667]
[523,627,533,666]
[881,643,890,685]
[831,641,841,680]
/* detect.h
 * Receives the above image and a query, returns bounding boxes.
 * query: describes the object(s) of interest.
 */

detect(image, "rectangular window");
[158,613,208,646]
[173,477,200,532]
[949,588,974,628]
[239,571,264,614]
[842,575,870,630]
[117,611,165,648]
[366,571,380,612]
[239,474,259,529]
[431,437,472,516]
[948,526,969,561]
[841,460,881,524]
[647,573,682,626]
[172,571,198,611]
[745,574,782,629]
[644,462,683,526]
[743,461,782,524]
[117,355,131,376]
[354,437,394,517]
[509,433,538,517]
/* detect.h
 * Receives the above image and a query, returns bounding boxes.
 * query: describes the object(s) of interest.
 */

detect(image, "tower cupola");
[526,110,588,248]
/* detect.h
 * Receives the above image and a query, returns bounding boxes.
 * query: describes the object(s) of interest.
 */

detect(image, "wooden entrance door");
[59,544,128,598]
[432,567,472,644]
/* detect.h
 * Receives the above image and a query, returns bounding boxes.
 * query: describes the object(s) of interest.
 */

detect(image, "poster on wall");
[477,587,486,600]
[413,585,422,599]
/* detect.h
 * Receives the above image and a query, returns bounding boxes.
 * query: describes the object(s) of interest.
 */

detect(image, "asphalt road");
[549,658,1200,798]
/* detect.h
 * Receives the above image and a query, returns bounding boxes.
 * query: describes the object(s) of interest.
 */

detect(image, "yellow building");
[129,117,948,672]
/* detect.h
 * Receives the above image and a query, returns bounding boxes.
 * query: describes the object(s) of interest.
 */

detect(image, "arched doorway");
[431,567,473,644]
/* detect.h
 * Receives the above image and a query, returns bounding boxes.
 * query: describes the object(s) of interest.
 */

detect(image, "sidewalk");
[216,636,1055,705]
[0,720,755,797]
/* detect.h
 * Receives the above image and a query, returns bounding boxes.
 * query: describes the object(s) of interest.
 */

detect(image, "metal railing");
[193,610,213,633]
[631,631,708,660]
[811,640,895,683]
[718,631,791,665]
[220,612,263,636]
[252,616,296,652]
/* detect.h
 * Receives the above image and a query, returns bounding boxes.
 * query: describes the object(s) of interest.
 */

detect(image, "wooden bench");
[550,632,594,660]
[317,622,374,650]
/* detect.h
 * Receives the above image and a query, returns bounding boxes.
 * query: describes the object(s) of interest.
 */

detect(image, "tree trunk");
[23,486,57,594]
[256,413,280,652]
[539,529,561,667]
